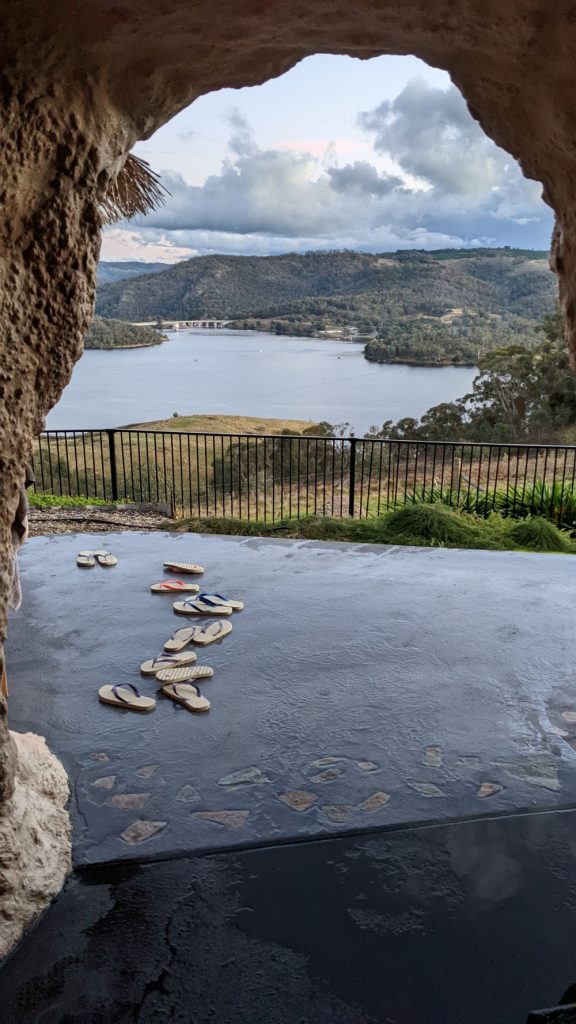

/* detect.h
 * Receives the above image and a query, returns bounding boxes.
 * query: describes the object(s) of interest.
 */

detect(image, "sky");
[101,54,554,263]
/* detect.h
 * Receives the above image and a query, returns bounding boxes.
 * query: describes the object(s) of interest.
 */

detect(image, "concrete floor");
[3,532,576,1021]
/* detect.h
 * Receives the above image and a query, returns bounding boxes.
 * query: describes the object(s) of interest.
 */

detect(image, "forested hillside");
[95,249,555,328]
[84,316,166,349]
[97,261,173,286]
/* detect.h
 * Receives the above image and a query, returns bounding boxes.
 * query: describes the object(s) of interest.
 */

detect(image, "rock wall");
[0,732,71,958]
[0,0,574,949]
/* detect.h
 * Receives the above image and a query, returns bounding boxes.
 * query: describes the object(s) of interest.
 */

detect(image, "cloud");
[114,83,553,260]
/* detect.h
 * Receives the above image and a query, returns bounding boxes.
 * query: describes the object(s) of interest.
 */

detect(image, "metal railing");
[32,429,576,525]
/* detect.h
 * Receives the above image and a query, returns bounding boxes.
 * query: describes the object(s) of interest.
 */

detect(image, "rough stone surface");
[0,731,70,957]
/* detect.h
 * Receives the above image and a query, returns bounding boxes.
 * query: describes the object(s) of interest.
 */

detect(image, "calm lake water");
[47,329,477,435]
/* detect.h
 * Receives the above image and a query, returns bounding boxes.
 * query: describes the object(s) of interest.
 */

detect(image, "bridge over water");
[131,319,231,330]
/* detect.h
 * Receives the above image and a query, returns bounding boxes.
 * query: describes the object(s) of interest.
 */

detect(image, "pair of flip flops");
[77,549,117,568]
[174,594,243,616]
[98,681,210,713]
[164,621,232,650]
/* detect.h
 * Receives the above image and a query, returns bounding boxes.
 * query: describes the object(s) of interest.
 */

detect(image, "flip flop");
[161,682,210,713]
[140,652,197,676]
[174,598,233,617]
[164,561,204,575]
[98,683,155,712]
[164,626,202,652]
[77,550,96,568]
[196,593,244,611]
[93,550,118,567]
[190,621,233,645]
[150,580,200,594]
[156,665,214,684]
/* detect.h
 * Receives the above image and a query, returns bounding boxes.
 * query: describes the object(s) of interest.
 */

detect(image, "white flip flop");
[161,682,210,713]
[190,621,233,645]
[173,598,233,617]
[150,580,200,594]
[196,593,244,611]
[77,550,96,568]
[140,652,197,676]
[164,561,204,575]
[156,665,214,684]
[93,549,118,567]
[98,683,155,712]
[164,626,203,652]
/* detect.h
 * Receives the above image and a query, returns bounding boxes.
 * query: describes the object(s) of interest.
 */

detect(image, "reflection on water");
[48,329,477,435]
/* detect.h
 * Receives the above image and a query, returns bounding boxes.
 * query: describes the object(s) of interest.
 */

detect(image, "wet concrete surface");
[7,532,576,865]
[3,809,576,1024]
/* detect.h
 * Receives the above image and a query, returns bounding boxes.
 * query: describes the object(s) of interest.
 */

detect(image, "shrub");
[381,503,481,547]
[508,516,572,552]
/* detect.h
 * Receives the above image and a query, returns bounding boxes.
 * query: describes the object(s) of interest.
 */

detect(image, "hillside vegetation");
[96,261,172,286]
[85,316,166,349]
[95,249,554,341]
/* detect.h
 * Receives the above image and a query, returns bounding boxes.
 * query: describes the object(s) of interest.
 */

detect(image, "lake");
[47,329,477,436]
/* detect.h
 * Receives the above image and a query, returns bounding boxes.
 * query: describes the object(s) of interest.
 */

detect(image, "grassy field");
[129,414,320,434]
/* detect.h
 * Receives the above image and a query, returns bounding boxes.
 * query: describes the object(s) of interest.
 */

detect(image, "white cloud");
[108,82,553,261]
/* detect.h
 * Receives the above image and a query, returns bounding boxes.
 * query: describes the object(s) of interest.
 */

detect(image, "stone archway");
[1,0,573,948]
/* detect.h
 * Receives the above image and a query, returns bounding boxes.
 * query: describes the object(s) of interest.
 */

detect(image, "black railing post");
[107,429,118,501]
[349,437,357,517]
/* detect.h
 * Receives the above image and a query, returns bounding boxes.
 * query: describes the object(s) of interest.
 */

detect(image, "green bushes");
[28,492,113,509]
[169,504,576,555]
[381,503,481,547]
[508,517,571,552]
[401,481,576,528]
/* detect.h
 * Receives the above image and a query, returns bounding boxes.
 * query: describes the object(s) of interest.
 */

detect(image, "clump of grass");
[28,492,113,509]
[381,503,481,547]
[508,516,572,552]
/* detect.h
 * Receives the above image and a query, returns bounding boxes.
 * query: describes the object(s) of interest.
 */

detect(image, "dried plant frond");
[100,154,168,224]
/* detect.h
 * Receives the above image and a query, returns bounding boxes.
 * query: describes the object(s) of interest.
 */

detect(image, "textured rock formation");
[0,0,574,948]
[0,732,71,957]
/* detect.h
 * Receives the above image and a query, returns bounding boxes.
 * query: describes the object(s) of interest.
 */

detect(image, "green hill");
[84,316,166,349]
[96,248,554,322]
[94,248,556,364]
[96,261,174,286]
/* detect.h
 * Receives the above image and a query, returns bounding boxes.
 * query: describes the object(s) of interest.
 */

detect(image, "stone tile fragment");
[279,790,316,812]
[137,764,159,778]
[423,746,443,768]
[357,791,390,813]
[356,761,379,772]
[322,805,352,823]
[120,820,167,844]
[311,769,339,783]
[477,782,503,799]
[549,725,570,737]
[562,711,576,723]
[311,757,347,767]
[91,775,116,790]
[459,756,480,766]
[196,811,249,829]
[218,767,270,787]
[109,793,148,810]
[176,784,202,804]
[410,782,445,798]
